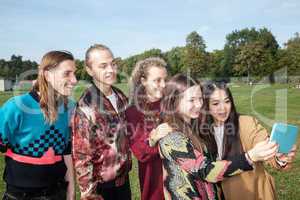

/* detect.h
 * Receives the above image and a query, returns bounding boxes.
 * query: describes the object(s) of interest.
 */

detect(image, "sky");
[0,0,299,62]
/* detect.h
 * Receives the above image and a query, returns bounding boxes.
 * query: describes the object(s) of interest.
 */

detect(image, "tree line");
[1,27,299,83]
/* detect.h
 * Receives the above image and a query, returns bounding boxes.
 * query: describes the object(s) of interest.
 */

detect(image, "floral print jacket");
[72,84,131,200]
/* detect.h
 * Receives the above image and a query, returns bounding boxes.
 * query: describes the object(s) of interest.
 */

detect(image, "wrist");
[245,152,254,165]
[275,156,288,168]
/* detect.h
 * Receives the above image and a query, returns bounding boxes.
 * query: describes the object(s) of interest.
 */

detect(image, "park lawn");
[0,83,299,199]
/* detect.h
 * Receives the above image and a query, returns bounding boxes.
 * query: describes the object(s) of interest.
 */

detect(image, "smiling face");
[178,85,203,123]
[208,88,232,125]
[45,59,77,96]
[141,66,168,102]
[86,49,118,87]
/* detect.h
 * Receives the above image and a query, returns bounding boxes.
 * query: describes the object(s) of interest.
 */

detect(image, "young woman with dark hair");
[201,81,297,200]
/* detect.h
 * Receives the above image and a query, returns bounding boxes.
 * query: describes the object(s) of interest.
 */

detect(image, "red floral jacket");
[72,84,131,200]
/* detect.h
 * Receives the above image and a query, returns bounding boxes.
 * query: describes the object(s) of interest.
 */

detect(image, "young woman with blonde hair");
[125,57,168,200]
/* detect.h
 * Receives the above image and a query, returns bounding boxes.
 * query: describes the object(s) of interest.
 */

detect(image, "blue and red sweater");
[0,90,73,189]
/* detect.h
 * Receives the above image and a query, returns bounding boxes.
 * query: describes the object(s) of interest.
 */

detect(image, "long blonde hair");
[33,50,74,124]
[130,57,167,106]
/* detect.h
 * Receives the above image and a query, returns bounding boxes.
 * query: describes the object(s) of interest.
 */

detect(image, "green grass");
[0,83,299,199]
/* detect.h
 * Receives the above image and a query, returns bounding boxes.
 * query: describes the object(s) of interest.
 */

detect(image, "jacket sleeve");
[242,116,288,170]
[71,108,104,200]
[0,99,20,153]
[159,132,253,183]
[127,122,160,163]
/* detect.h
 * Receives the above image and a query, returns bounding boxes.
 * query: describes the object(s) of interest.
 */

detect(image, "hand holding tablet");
[270,123,298,154]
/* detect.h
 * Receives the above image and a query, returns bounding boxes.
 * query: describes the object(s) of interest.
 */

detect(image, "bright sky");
[0,0,299,62]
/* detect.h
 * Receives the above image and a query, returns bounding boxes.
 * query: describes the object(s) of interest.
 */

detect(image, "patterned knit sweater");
[0,90,73,188]
[159,132,253,200]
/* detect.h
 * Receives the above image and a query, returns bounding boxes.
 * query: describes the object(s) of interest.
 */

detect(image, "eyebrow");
[210,96,230,101]
[64,70,74,74]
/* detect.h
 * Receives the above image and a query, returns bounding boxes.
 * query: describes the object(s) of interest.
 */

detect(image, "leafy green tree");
[183,31,208,77]
[223,27,279,79]
[75,59,91,81]
[9,55,23,79]
[164,47,185,75]
[234,41,275,82]
[208,50,225,79]
[278,32,300,75]
[0,55,38,80]
[120,48,163,78]
[186,31,206,51]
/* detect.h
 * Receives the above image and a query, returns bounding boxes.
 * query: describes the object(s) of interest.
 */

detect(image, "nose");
[218,102,225,111]
[70,74,77,85]
[195,100,202,109]
[106,64,115,73]
[160,79,166,88]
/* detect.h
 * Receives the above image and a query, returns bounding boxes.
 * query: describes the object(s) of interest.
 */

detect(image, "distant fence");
[229,76,300,84]
[197,76,300,85]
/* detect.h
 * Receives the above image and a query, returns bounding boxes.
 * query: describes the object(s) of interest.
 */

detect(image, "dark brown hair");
[202,81,243,158]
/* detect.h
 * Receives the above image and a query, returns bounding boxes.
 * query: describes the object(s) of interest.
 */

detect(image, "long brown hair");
[33,50,74,124]
[161,74,204,152]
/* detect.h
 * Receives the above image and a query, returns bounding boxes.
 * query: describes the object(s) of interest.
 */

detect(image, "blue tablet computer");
[270,123,298,154]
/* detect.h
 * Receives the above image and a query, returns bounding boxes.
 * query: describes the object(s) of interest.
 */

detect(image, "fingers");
[276,152,283,158]
[261,145,278,159]
[289,145,297,153]
[276,155,292,163]
[264,152,277,161]
[156,123,172,136]
[286,151,296,163]
[276,149,296,164]
[288,151,296,158]
[255,139,269,147]
[251,141,279,161]
[252,141,296,163]
[259,141,277,152]
[158,123,171,130]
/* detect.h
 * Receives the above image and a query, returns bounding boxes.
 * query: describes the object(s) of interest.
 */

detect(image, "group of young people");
[0,44,297,200]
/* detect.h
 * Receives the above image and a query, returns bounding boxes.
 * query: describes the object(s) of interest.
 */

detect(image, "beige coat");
[221,115,282,200]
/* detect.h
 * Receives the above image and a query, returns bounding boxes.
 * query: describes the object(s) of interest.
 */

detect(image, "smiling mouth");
[105,74,115,78]
[217,113,227,117]
[192,110,201,114]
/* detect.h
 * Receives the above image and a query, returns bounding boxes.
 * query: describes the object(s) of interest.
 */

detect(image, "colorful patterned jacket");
[72,84,131,200]
[159,132,253,200]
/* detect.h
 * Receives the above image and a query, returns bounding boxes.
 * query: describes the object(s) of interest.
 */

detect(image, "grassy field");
[0,83,299,199]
